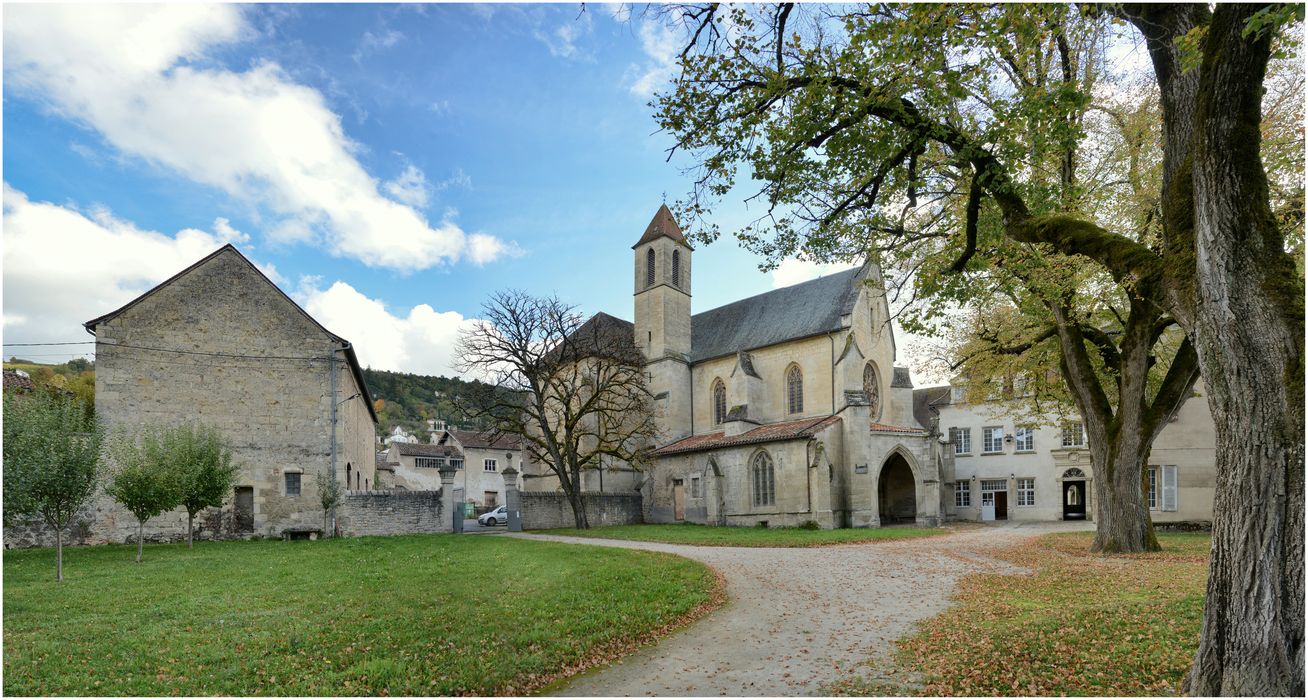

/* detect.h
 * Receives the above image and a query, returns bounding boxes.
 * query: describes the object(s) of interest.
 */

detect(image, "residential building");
[917,380,1217,524]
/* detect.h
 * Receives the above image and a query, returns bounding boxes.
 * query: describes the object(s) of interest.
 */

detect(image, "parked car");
[478,505,508,526]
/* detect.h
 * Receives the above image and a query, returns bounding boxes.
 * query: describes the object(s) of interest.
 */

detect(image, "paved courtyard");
[514,521,1094,696]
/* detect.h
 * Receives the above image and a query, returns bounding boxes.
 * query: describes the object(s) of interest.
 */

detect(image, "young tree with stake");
[173,423,240,548]
[107,430,182,563]
[3,390,104,582]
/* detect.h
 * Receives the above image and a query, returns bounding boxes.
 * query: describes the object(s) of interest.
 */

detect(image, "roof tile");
[652,415,842,456]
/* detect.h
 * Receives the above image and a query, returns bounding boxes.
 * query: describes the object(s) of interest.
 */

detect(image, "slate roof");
[631,204,693,250]
[450,429,522,451]
[394,443,462,458]
[82,244,378,423]
[688,265,866,362]
[651,415,842,456]
[912,386,951,432]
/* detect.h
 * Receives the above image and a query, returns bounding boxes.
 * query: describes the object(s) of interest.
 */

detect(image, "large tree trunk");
[1087,436,1159,554]
[1180,6,1305,694]
[567,465,591,529]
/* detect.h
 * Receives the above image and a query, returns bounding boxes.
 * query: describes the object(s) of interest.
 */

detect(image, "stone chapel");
[618,205,948,528]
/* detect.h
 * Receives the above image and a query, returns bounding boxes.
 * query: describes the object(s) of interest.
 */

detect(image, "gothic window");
[672,249,681,286]
[712,379,726,425]
[785,364,803,414]
[862,362,881,420]
[646,248,656,287]
[751,450,775,507]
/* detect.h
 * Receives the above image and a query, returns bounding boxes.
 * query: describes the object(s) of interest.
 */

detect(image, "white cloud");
[1,184,252,349]
[2,184,476,376]
[296,278,480,376]
[534,9,593,59]
[466,233,524,266]
[628,13,681,97]
[383,165,431,208]
[770,259,859,289]
[352,28,403,63]
[3,4,517,271]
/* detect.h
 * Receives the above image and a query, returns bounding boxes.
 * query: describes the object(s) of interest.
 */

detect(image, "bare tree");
[455,290,659,529]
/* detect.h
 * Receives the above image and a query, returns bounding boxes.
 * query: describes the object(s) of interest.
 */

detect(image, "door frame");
[672,479,685,521]
[1062,480,1088,520]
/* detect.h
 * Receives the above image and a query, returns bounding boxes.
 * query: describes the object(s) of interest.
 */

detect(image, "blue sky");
[2,3,870,377]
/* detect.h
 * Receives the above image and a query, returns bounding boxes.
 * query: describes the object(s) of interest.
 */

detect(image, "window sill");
[1014,450,1036,454]
[954,452,973,457]
[980,451,1004,456]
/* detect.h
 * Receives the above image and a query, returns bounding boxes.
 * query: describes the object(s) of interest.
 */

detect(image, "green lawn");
[539,522,946,547]
[827,531,1211,696]
[3,534,721,696]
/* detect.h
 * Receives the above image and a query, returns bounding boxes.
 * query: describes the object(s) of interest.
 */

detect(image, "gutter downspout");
[329,346,338,535]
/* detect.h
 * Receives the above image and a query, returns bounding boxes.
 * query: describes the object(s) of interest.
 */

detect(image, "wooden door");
[994,491,1008,520]
[673,480,685,521]
[234,486,254,532]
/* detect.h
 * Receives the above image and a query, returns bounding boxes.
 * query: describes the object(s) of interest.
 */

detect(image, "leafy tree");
[107,430,183,563]
[653,3,1302,692]
[318,468,343,536]
[455,291,658,528]
[2,390,104,582]
[172,423,240,548]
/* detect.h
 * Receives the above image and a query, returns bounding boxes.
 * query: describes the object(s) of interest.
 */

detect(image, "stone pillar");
[503,466,522,532]
[439,465,460,533]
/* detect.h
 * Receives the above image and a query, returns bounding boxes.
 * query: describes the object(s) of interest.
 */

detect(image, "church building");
[621,206,947,529]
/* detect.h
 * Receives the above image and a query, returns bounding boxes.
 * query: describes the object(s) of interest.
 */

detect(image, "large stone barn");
[7,244,379,546]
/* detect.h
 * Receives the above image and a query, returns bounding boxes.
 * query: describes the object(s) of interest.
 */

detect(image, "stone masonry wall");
[336,490,448,537]
[521,492,643,530]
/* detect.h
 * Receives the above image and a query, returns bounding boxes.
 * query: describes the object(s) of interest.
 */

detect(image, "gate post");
[439,465,461,533]
[503,466,522,532]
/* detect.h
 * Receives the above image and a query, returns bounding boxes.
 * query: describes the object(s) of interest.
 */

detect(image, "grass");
[826,531,1211,696]
[538,522,947,547]
[3,534,722,696]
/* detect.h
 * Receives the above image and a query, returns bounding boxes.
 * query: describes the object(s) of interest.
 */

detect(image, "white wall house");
[916,381,1217,524]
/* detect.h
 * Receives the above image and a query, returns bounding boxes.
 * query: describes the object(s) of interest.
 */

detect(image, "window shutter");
[1162,465,1178,512]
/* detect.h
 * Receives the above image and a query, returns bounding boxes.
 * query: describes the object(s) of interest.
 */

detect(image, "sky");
[2,2,916,381]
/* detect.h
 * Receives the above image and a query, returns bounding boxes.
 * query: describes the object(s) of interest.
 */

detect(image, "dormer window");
[646,248,656,287]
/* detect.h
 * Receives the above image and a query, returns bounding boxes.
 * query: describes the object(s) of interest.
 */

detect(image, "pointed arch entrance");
[878,452,917,524]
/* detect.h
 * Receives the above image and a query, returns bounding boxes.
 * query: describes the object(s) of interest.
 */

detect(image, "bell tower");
[633,204,693,440]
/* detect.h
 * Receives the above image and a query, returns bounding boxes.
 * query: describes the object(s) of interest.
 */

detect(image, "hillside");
[361,368,505,437]
[3,357,95,407]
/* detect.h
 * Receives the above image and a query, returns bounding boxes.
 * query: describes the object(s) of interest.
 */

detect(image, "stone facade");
[4,245,383,547]
[925,381,1217,524]
[520,492,644,530]
[595,207,946,530]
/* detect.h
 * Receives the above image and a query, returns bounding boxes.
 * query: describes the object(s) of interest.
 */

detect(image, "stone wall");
[336,490,449,537]
[521,492,643,530]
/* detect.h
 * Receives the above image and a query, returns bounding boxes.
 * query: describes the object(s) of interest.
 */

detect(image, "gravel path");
[511,521,1093,696]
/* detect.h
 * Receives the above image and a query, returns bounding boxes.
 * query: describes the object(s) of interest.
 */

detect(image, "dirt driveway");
[513,521,1092,696]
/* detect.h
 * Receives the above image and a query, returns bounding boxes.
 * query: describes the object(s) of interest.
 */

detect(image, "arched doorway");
[1062,467,1087,520]
[878,452,916,524]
